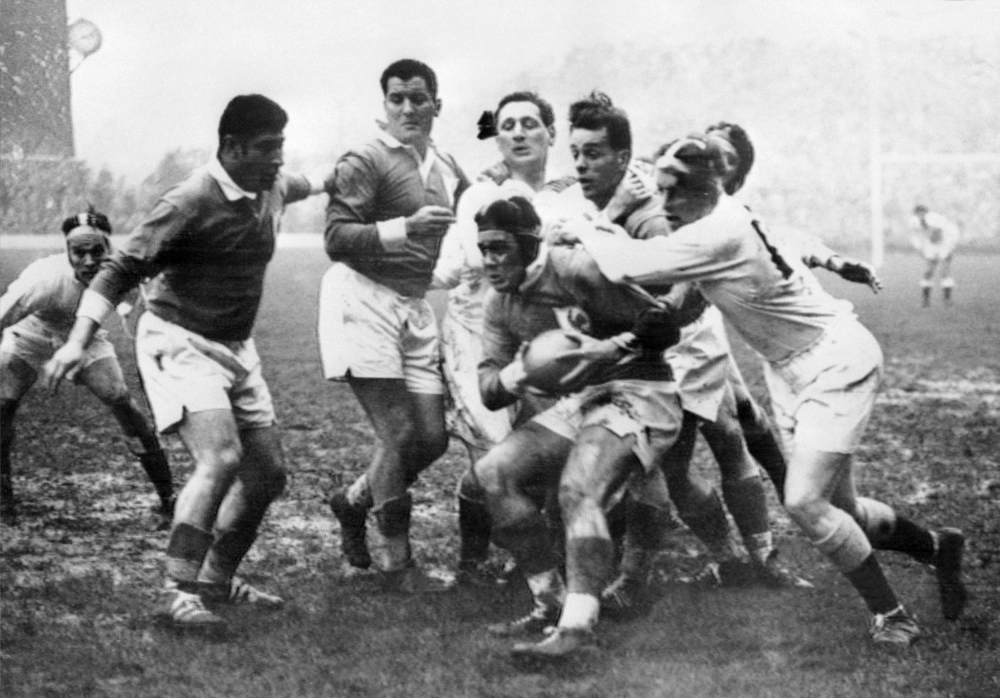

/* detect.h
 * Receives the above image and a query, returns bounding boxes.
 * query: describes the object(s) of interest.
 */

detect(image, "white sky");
[65,0,999,181]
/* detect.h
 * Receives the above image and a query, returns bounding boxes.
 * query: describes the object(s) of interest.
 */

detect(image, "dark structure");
[1,0,74,159]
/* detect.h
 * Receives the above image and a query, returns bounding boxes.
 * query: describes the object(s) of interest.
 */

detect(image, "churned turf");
[1,246,997,697]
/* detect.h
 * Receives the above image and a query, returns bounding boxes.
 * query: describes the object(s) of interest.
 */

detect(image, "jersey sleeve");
[478,291,521,411]
[87,198,191,306]
[323,151,387,260]
[0,265,47,329]
[280,172,314,205]
[580,206,745,287]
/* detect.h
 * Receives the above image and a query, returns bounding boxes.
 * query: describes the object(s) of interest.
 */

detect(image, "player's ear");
[433,98,442,117]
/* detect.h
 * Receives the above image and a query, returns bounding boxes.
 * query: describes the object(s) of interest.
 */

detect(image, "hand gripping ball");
[521,329,585,394]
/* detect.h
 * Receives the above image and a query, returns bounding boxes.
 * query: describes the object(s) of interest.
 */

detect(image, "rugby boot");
[151,495,176,532]
[380,562,452,594]
[600,573,649,617]
[511,626,597,658]
[487,603,561,637]
[200,576,285,610]
[932,528,967,620]
[329,488,372,569]
[0,468,16,525]
[456,558,508,588]
[155,580,226,634]
[869,606,920,646]
[680,559,752,589]
[751,550,813,589]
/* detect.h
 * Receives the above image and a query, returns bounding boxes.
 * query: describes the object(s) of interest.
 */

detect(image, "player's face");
[569,127,628,207]
[66,229,110,284]
[383,76,439,147]
[496,101,553,172]
[657,170,713,229]
[226,130,285,193]
[478,229,528,293]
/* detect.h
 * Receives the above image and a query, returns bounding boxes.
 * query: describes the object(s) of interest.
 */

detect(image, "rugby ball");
[522,329,585,394]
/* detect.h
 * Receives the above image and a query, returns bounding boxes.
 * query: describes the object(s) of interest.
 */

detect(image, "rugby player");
[552,133,967,647]
[44,95,321,632]
[320,59,470,591]
[562,97,795,599]
[471,195,713,657]
[909,204,959,307]
[1,211,174,527]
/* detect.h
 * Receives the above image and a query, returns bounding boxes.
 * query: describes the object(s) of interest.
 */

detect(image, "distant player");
[1,211,174,527]
[910,204,959,307]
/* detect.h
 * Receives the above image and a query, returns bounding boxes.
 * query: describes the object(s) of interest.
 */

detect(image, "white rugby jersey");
[0,254,87,336]
[580,195,857,364]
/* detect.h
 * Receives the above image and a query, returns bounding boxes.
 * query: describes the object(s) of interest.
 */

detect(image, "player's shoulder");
[19,253,71,281]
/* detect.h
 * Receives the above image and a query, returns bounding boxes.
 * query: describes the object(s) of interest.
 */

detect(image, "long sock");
[199,528,259,584]
[525,568,565,611]
[845,554,900,616]
[676,489,739,561]
[558,592,600,631]
[166,523,214,583]
[721,476,773,564]
[458,494,492,564]
[492,512,558,575]
[138,449,174,503]
[877,517,935,564]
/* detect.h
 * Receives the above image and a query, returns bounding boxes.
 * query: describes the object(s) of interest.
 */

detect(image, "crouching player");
[44,95,323,633]
[470,196,719,657]
[1,211,174,526]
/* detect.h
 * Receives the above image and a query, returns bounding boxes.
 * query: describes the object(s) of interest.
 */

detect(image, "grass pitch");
[1,247,997,697]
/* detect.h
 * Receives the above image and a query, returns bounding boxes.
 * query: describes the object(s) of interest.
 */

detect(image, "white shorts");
[532,379,683,471]
[441,312,513,450]
[317,263,444,395]
[135,313,275,434]
[0,315,115,373]
[665,306,731,422]
[763,319,881,455]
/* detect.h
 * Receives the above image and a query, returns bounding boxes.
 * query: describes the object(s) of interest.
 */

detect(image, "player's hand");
[406,206,455,237]
[479,160,510,185]
[829,256,883,294]
[547,216,600,246]
[556,331,624,389]
[41,342,86,393]
[498,342,531,395]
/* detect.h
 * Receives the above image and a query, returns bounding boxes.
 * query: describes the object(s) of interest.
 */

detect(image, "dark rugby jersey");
[88,166,311,342]
[324,134,469,297]
[479,245,681,412]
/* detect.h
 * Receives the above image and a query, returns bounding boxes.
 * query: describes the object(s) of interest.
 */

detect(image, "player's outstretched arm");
[826,256,883,294]
[41,316,101,392]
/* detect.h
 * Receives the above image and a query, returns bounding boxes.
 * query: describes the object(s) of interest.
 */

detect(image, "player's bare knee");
[199,442,243,478]
[457,467,486,502]
[472,450,507,499]
[783,489,826,527]
[557,479,588,518]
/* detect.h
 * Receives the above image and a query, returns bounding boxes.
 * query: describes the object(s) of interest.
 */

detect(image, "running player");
[552,133,967,647]
[44,95,321,632]
[1,210,174,527]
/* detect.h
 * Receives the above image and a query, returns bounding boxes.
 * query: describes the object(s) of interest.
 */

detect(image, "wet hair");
[496,91,555,128]
[653,135,728,194]
[567,90,631,153]
[218,94,288,143]
[62,207,111,236]
[706,122,754,195]
[475,196,542,263]
[380,59,438,98]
